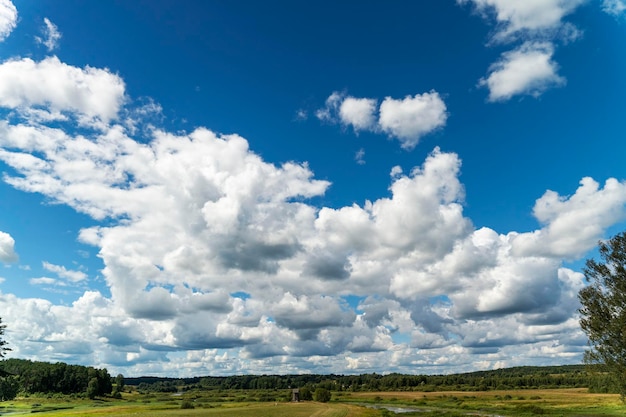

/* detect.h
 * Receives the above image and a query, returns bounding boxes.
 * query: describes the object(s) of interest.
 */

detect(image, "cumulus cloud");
[378,92,448,149]
[36,18,62,51]
[0,56,125,124]
[0,0,17,42]
[339,97,377,132]
[315,91,342,122]
[0,55,624,376]
[273,293,356,339]
[458,0,585,43]
[479,42,565,101]
[316,91,447,149]
[512,177,626,258]
[459,0,586,101]
[0,230,18,262]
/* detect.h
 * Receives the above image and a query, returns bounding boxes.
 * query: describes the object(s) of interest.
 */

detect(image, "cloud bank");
[0,2,624,377]
[0,54,624,377]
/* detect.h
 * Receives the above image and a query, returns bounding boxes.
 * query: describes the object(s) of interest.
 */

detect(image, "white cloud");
[0,55,623,376]
[36,18,62,51]
[30,277,59,286]
[0,106,616,374]
[0,56,125,124]
[0,0,17,42]
[378,92,448,149]
[43,261,88,282]
[459,0,586,101]
[354,148,365,165]
[512,177,626,258]
[0,230,18,262]
[479,42,565,101]
[459,0,585,42]
[316,91,447,149]
[315,91,342,122]
[294,108,307,121]
[339,97,377,132]
[603,0,626,16]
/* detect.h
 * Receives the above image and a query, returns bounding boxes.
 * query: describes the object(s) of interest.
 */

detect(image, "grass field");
[341,388,624,416]
[0,388,623,416]
[0,399,378,417]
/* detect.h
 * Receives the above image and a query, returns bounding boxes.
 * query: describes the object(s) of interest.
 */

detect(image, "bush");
[314,388,331,403]
[180,400,194,409]
[517,404,545,414]
[299,386,313,401]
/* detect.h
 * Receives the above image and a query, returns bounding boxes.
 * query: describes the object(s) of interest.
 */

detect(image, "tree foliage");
[129,365,596,394]
[0,358,112,397]
[314,387,331,402]
[579,231,626,399]
[0,317,10,358]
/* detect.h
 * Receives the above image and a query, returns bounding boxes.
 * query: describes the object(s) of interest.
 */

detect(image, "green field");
[0,388,623,416]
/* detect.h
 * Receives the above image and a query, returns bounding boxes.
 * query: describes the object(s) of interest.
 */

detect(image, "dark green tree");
[299,386,313,401]
[314,387,331,402]
[87,377,99,399]
[115,373,124,391]
[579,232,626,399]
[0,375,19,401]
[0,317,10,358]
[113,373,124,397]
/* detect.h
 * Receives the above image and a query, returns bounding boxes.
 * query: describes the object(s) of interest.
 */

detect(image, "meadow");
[0,388,623,416]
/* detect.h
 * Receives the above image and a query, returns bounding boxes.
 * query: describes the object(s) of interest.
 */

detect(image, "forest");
[0,359,621,402]
[127,364,619,395]
[0,358,112,400]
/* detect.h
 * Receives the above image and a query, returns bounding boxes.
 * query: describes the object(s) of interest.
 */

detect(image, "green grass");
[0,388,623,416]
[343,388,625,416]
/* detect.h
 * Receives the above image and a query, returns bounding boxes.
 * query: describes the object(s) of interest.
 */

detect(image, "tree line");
[0,358,113,400]
[128,364,620,394]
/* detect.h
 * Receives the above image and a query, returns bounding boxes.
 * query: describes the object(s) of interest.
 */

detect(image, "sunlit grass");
[343,388,624,416]
[0,388,622,416]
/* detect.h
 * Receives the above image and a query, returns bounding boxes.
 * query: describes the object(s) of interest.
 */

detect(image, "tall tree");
[0,317,10,358]
[579,232,626,399]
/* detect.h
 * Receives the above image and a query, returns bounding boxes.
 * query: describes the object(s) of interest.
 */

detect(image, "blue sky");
[0,0,626,377]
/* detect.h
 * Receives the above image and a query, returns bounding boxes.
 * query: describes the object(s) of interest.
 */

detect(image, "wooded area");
[1,358,622,403]
[126,364,620,395]
[0,358,112,400]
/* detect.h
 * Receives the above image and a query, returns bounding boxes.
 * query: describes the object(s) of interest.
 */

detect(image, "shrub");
[517,404,545,414]
[180,400,194,409]
[314,388,331,403]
